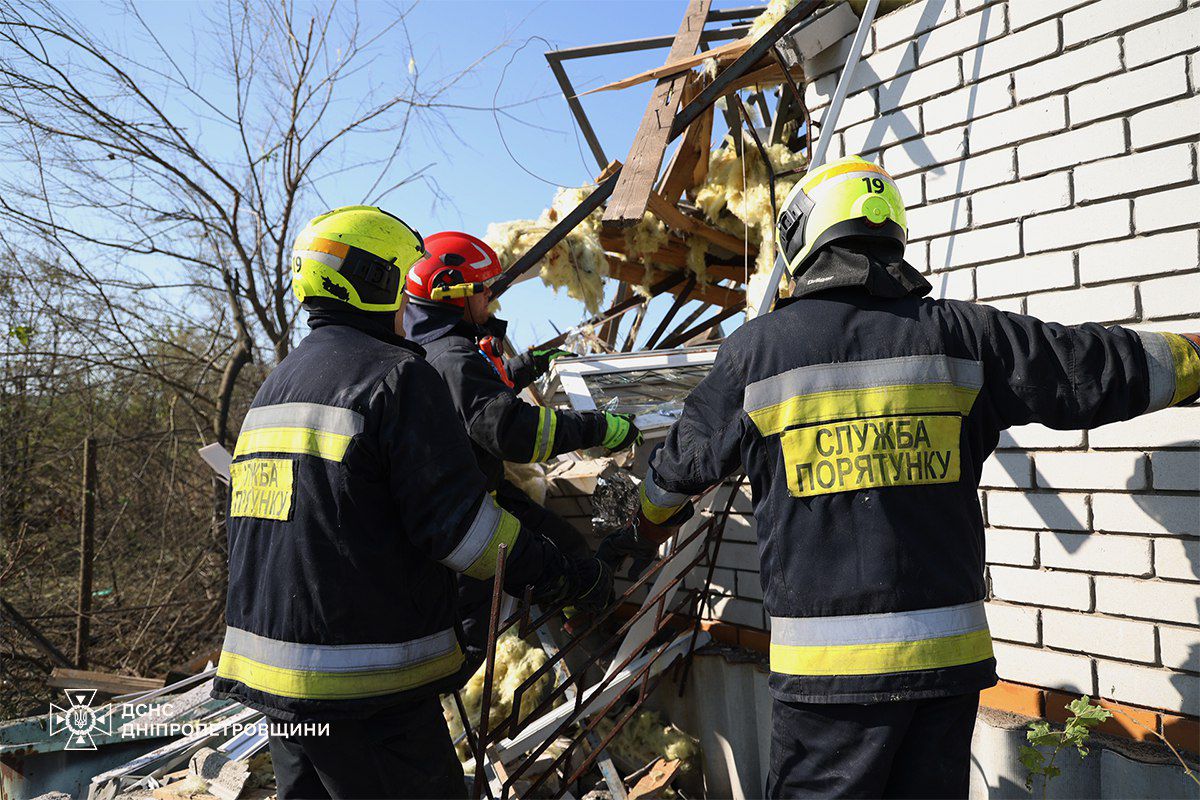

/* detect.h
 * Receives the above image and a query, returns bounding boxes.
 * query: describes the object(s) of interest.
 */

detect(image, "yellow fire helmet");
[291,205,426,312]
[776,155,907,278]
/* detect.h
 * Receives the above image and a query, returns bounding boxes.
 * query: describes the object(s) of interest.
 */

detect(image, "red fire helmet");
[404,231,503,307]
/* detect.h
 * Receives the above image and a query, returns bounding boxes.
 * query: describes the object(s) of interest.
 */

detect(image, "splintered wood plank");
[581,37,750,97]
[660,75,713,203]
[628,758,682,800]
[604,0,712,228]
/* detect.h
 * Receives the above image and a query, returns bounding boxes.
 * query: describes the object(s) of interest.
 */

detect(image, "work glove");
[598,504,696,579]
[563,556,615,612]
[530,555,614,612]
[507,346,574,382]
[601,412,643,452]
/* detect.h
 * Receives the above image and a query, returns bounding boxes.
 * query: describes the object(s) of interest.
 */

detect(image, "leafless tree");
[0,0,490,447]
[0,0,514,713]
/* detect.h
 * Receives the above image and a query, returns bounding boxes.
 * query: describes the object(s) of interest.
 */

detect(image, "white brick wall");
[689,0,1200,718]
[1042,609,1157,663]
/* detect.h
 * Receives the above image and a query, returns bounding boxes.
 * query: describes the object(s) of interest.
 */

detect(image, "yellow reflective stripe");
[749,383,980,437]
[770,629,994,676]
[544,409,558,461]
[530,407,558,462]
[216,647,464,700]
[640,482,683,524]
[531,407,559,462]
[234,427,353,462]
[462,509,521,580]
[1164,333,1200,407]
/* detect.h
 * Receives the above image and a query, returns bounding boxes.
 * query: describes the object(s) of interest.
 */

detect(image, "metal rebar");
[473,543,508,800]
[678,474,746,695]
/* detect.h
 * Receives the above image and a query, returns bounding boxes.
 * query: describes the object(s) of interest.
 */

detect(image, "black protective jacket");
[213,309,567,721]
[640,245,1200,704]
[406,302,608,490]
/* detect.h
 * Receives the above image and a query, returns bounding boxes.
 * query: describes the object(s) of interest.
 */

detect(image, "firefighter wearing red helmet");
[405,231,641,662]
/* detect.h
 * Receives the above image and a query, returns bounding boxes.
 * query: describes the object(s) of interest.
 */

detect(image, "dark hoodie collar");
[404,299,509,347]
[788,241,932,301]
[305,305,425,357]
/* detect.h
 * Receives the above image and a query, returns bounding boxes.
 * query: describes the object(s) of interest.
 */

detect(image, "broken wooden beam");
[660,77,714,204]
[598,231,754,281]
[606,259,744,310]
[581,37,751,96]
[604,0,712,228]
[660,302,746,348]
[646,192,758,257]
[535,271,687,351]
[491,0,822,299]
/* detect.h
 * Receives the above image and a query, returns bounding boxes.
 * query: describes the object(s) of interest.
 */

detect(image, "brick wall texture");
[663,0,1198,718]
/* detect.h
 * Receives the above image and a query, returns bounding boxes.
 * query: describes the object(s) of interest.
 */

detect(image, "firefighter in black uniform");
[609,156,1200,798]
[402,231,642,661]
[212,207,614,799]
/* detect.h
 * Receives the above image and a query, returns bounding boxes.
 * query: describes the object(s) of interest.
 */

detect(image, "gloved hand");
[601,412,643,452]
[596,524,659,580]
[509,347,574,381]
[563,556,614,611]
[597,503,696,579]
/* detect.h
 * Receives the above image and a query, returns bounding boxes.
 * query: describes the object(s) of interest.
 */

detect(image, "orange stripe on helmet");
[307,237,350,258]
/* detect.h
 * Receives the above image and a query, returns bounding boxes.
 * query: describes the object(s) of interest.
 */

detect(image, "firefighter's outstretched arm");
[378,359,612,607]
[436,342,639,462]
[638,343,750,537]
[949,301,1200,429]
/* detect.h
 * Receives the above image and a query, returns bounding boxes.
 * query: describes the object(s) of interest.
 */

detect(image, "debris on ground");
[595,710,701,774]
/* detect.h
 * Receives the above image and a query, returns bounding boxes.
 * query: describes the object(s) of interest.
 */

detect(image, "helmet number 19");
[862,177,885,194]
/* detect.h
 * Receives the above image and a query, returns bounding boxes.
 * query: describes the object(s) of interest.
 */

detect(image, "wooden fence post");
[75,436,96,668]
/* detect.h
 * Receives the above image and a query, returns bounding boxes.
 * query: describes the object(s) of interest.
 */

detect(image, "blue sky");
[65,0,748,349]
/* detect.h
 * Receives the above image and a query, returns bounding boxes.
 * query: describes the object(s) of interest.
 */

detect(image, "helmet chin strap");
[464,298,483,328]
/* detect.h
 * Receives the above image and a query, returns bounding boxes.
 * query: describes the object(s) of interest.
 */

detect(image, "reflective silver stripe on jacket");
[1135,331,1176,412]
[241,402,365,437]
[643,466,689,509]
[220,626,458,672]
[771,600,988,647]
[744,355,984,415]
[440,495,503,572]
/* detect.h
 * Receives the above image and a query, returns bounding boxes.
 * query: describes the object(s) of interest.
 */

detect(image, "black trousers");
[766,692,980,799]
[268,697,466,800]
[459,479,591,664]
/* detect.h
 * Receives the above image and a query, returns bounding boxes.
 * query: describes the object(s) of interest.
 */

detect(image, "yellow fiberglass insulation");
[595,710,700,772]
[485,185,609,314]
[691,134,807,312]
[442,632,553,761]
[625,211,670,268]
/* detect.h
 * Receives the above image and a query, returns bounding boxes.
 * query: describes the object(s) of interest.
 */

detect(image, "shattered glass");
[591,469,640,536]
[584,365,712,417]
